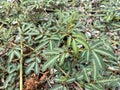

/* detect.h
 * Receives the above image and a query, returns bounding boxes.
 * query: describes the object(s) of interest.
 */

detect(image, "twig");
[107,67,120,72]
[58,66,83,90]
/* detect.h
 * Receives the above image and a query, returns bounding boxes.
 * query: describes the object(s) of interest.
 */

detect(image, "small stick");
[58,66,83,90]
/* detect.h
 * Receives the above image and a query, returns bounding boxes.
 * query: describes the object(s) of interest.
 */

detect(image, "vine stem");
[19,27,23,90]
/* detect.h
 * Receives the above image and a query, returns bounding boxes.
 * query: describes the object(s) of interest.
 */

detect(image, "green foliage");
[0,0,120,90]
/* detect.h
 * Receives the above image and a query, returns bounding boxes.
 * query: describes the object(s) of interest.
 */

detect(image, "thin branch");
[58,66,83,90]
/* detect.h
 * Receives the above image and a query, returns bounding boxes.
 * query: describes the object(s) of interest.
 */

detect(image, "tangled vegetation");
[0,0,120,90]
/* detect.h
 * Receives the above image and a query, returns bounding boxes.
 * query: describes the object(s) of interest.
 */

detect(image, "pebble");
[92,30,100,34]
[14,35,20,43]
[85,32,92,38]
[12,21,18,25]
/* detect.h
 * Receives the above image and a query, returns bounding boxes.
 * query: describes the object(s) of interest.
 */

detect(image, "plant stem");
[20,46,23,90]
[58,66,83,90]
[19,27,23,90]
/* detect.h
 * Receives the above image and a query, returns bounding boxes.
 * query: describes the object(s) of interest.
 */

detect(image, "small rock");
[92,30,100,37]
[85,32,92,38]
[14,35,20,43]
[50,68,57,75]
[12,21,18,25]
[92,30,100,34]
[49,78,54,84]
